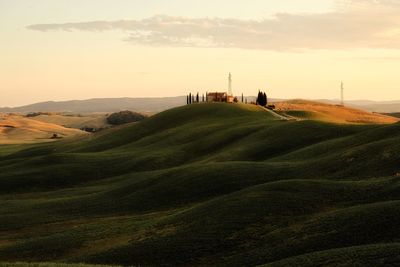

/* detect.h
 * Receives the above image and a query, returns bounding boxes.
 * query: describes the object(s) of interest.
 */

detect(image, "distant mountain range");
[0,97,186,114]
[1,97,400,114]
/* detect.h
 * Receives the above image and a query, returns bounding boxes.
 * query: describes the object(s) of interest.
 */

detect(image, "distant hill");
[0,113,88,144]
[30,113,110,130]
[318,99,400,113]
[2,97,400,114]
[0,97,187,113]
[384,112,400,118]
[0,103,400,266]
[1,99,398,145]
[275,99,399,124]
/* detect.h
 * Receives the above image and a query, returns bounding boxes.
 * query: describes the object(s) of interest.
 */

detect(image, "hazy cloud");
[27,0,400,50]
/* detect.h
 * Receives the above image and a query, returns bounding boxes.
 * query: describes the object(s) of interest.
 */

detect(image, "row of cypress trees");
[187,93,206,104]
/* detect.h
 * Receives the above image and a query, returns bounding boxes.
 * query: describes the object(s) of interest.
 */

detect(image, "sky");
[1,0,400,107]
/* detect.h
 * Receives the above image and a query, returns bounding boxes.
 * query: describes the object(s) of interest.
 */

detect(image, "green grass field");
[0,263,119,267]
[0,103,399,266]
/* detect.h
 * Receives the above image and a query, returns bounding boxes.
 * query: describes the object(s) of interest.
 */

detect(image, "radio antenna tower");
[228,73,232,96]
[341,81,344,106]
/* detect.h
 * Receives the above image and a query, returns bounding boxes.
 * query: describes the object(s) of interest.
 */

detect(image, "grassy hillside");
[384,112,400,118]
[275,99,399,124]
[0,114,88,144]
[0,103,399,266]
[30,113,110,130]
[0,263,118,267]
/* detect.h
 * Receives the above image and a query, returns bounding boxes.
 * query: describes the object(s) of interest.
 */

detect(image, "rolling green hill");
[0,103,399,266]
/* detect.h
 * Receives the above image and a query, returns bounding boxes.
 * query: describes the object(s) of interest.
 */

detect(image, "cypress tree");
[256,91,258,105]
[189,93,192,104]
[196,93,199,103]
[263,92,267,106]
[260,91,263,105]
[242,93,244,103]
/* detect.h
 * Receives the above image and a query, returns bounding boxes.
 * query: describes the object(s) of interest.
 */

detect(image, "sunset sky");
[1,0,400,107]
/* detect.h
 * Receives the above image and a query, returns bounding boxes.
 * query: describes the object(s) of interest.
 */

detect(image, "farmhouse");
[188,73,235,104]
[206,73,235,103]
[207,92,234,103]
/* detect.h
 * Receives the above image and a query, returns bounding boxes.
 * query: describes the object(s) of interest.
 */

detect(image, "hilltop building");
[206,73,234,103]
[207,92,233,102]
